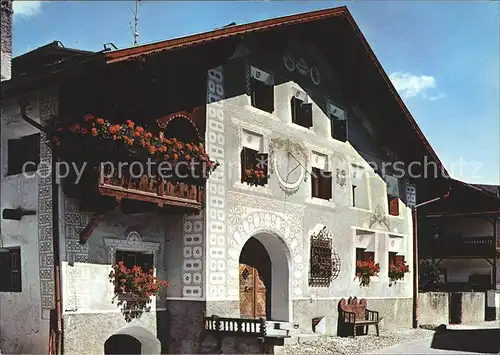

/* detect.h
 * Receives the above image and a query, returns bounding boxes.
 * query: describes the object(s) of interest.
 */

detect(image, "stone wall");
[63,312,157,355]
[293,297,412,335]
[460,292,485,324]
[0,93,50,354]
[418,292,449,325]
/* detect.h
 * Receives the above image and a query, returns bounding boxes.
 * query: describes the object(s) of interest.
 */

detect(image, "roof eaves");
[105,6,347,64]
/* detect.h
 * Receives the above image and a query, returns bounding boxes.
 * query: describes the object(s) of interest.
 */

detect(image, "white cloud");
[13,1,42,19]
[389,71,445,100]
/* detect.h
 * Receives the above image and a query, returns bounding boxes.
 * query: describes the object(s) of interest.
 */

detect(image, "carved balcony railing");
[420,236,496,259]
[97,164,204,210]
[62,161,205,213]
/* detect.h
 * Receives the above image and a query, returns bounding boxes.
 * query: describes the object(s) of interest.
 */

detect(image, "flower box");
[355,259,380,287]
[109,262,168,322]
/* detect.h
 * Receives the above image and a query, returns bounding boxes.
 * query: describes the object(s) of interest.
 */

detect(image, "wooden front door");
[239,263,266,319]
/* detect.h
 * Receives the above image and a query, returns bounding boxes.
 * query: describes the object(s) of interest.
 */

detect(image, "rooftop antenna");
[131,0,141,46]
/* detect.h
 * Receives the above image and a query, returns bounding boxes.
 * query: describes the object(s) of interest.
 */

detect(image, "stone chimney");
[1,0,13,81]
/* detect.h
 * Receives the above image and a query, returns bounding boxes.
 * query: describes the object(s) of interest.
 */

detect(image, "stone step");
[266,328,290,337]
[283,333,319,345]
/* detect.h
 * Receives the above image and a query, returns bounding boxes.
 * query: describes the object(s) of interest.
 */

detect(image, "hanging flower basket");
[108,261,168,322]
[48,114,220,184]
[355,259,380,287]
[243,167,268,187]
[389,259,410,286]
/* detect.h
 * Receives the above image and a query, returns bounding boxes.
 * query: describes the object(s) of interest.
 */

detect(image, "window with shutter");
[0,247,22,292]
[114,250,155,292]
[7,134,40,176]
[250,79,274,114]
[388,196,399,216]
[331,116,347,142]
[241,147,267,186]
[291,97,313,128]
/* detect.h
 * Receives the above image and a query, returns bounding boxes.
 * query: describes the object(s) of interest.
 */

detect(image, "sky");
[11,1,500,185]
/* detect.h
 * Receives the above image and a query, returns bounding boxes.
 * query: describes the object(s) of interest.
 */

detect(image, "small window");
[291,97,312,128]
[7,133,40,176]
[249,67,274,114]
[309,229,333,287]
[0,247,22,292]
[250,79,274,113]
[327,102,347,142]
[116,250,154,272]
[352,184,357,207]
[388,196,399,216]
[311,167,332,200]
[386,175,400,216]
[240,147,268,187]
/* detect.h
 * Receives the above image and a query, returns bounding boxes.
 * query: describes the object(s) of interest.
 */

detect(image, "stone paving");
[282,328,434,355]
[282,321,500,355]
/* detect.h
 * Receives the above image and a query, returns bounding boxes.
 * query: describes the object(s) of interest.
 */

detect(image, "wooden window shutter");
[389,196,399,216]
[300,103,313,128]
[261,84,274,113]
[321,171,332,200]
[291,97,300,124]
[356,248,365,261]
[395,255,405,265]
[312,167,320,198]
[363,251,375,261]
[241,147,248,183]
[389,252,397,265]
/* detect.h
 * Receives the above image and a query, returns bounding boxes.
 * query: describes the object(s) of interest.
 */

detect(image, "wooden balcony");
[420,236,496,259]
[99,174,204,211]
[63,162,205,213]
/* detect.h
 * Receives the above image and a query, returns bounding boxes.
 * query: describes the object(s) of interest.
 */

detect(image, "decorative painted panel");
[201,65,226,300]
[37,87,57,309]
[226,198,305,299]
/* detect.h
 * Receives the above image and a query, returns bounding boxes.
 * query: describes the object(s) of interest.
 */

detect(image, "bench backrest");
[338,297,367,320]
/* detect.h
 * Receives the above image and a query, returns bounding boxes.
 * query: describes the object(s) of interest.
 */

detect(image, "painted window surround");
[232,121,274,196]
[104,231,160,268]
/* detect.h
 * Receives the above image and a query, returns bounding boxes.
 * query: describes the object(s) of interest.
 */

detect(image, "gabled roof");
[105,7,346,64]
[104,6,447,177]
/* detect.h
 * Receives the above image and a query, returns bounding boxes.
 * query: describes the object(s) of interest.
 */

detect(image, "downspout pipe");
[19,97,63,354]
[412,187,451,329]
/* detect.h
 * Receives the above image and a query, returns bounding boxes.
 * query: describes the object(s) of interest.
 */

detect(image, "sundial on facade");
[270,138,307,195]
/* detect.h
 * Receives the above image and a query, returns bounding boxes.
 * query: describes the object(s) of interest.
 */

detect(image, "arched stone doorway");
[104,326,161,355]
[238,232,291,322]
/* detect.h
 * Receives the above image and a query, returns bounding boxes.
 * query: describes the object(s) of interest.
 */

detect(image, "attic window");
[291,91,312,128]
[328,102,347,142]
[249,66,274,114]
[386,175,399,216]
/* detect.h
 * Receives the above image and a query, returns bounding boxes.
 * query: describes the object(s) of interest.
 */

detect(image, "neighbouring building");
[419,179,499,292]
[0,6,464,354]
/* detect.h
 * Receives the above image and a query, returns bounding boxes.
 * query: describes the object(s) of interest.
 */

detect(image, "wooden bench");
[338,297,382,337]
